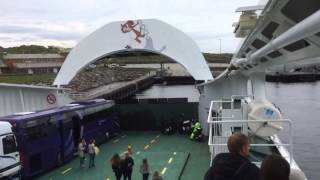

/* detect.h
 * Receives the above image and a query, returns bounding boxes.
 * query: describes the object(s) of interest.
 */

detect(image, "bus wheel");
[57,152,63,166]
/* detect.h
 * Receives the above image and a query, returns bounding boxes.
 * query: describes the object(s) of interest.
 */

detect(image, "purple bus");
[0,99,119,179]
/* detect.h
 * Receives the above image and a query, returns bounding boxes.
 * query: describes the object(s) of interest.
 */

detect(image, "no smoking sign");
[47,93,56,104]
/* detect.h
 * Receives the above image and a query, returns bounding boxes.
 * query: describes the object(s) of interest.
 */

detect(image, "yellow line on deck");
[161,167,167,175]
[168,157,173,164]
[144,145,150,150]
[113,139,119,143]
[106,178,110,180]
[61,167,72,174]
[150,139,156,144]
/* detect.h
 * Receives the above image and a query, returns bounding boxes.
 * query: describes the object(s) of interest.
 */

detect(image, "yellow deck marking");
[144,145,150,150]
[168,157,173,164]
[106,178,110,180]
[136,151,141,155]
[113,139,119,143]
[61,168,72,174]
[150,139,156,144]
[173,152,177,155]
[161,167,167,175]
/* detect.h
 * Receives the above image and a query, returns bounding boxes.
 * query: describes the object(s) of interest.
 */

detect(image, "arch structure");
[53,19,213,86]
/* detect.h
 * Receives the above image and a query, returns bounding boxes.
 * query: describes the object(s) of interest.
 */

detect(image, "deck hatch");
[252,39,267,49]
[281,0,320,23]
[267,51,282,58]
[260,57,268,63]
[283,39,310,52]
[261,21,279,40]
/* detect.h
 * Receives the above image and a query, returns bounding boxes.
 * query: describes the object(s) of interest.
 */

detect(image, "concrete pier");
[69,71,156,100]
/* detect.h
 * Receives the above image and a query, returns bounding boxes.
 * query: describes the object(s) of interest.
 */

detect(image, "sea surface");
[136,82,320,179]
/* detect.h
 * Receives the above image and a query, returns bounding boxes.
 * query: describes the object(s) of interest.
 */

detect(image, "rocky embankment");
[66,67,150,92]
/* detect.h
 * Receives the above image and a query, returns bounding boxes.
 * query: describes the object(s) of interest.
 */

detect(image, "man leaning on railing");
[204,132,259,180]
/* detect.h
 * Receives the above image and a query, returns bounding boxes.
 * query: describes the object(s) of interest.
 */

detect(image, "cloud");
[0,0,259,52]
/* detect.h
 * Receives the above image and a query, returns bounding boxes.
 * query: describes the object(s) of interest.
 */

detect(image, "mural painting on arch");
[53,19,213,86]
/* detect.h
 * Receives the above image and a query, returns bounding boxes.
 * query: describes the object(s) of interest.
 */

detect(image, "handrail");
[207,99,294,165]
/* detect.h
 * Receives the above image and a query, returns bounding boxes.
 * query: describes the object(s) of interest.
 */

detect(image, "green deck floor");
[36,132,210,180]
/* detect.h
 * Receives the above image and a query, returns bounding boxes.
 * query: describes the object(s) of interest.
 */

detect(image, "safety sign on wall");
[47,93,56,104]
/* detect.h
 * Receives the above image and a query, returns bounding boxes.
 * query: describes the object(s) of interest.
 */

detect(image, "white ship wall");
[0,84,72,117]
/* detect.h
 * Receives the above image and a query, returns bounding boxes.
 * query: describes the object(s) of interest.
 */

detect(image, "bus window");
[26,125,43,140]
[62,117,73,130]
[25,117,57,140]
[2,135,18,155]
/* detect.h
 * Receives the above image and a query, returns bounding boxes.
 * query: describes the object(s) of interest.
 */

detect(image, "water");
[137,83,320,179]
[266,82,320,179]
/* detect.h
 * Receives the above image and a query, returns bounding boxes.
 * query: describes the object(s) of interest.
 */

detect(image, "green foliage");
[0,74,56,84]
[0,45,232,64]
[1,45,60,54]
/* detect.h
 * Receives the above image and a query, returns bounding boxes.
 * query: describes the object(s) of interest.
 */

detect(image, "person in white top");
[140,158,150,180]
[78,138,86,168]
[88,139,96,168]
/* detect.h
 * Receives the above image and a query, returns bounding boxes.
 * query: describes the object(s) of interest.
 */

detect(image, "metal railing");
[207,100,293,166]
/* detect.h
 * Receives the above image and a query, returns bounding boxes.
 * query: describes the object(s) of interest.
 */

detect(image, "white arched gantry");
[53,19,213,85]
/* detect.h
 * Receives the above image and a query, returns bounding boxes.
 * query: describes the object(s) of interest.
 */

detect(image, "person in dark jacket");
[123,152,134,180]
[260,154,290,180]
[204,132,259,180]
[110,153,122,180]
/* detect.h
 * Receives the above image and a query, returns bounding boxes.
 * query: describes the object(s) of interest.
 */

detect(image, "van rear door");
[0,133,20,178]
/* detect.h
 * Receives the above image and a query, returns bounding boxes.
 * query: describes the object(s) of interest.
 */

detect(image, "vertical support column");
[249,72,266,100]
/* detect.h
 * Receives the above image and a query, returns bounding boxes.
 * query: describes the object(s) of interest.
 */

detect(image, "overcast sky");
[0,0,261,53]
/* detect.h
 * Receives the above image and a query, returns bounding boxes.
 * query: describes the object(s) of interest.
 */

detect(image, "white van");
[0,121,20,179]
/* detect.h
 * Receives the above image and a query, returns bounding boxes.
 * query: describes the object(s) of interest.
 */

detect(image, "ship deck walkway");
[36,132,210,180]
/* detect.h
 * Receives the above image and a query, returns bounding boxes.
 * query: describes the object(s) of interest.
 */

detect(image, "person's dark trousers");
[143,173,149,180]
[80,157,85,167]
[89,153,95,168]
[115,172,122,180]
[123,171,132,180]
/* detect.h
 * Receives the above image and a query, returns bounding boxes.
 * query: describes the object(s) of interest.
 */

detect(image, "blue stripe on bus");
[0,155,16,161]
[80,125,84,138]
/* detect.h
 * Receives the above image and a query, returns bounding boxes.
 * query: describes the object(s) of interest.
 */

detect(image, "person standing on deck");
[140,158,150,180]
[123,152,134,180]
[128,144,133,155]
[204,132,259,180]
[111,153,123,180]
[88,139,96,168]
[152,171,163,180]
[78,138,86,168]
[190,121,201,139]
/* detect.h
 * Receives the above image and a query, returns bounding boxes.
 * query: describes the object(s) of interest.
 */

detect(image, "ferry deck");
[36,132,210,180]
